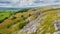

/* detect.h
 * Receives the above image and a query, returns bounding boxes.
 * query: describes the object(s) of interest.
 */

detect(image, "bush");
[19,21,27,29]
[11,16,16,20]
[29,14,31,17]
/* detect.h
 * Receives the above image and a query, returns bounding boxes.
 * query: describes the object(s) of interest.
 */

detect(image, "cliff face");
[0,6,60,34]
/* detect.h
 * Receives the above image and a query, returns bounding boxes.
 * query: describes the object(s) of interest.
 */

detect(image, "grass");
[0,6,60,34]
[0,9,35,34]
[35,10,60,34]
[0,10,18,23]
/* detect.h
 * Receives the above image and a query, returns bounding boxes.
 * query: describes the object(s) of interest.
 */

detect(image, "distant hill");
[0,7,21,10]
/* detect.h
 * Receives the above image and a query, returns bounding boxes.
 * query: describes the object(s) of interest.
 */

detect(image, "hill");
[0,6,60,34]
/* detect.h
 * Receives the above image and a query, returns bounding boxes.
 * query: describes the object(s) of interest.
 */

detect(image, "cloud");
[0,0,60,8]
[16,0,35,7]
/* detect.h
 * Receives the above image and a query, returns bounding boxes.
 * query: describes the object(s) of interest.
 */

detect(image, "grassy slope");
[0,6,60,34]
[18,7,60,34]
[0,9,36,34]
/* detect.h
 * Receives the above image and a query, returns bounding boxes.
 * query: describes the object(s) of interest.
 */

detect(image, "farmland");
[0,6,60,34]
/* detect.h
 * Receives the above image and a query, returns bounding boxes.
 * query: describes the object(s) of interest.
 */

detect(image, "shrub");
[29,14,31,17]
[11,16,16,20]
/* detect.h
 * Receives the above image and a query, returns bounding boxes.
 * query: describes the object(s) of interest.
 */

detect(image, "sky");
[0,0,60,8]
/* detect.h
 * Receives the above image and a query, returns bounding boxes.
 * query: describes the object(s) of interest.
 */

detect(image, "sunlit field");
[0,6,60,34]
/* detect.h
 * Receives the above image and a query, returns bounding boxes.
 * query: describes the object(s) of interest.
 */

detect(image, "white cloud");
[0,0,60,8]
[11,0,19,4]
[17,0,35,7]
